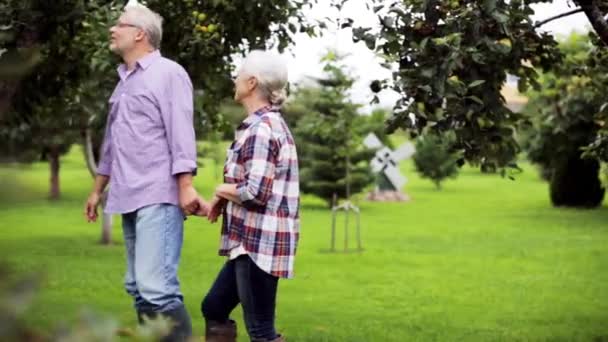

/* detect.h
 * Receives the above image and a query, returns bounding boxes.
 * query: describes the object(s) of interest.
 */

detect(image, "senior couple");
[84,5,299,342]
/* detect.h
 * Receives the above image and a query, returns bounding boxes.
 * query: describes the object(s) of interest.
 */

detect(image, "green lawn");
[1,146,607,341]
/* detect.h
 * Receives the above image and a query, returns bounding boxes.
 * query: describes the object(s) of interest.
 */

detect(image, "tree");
[413,132,461,189]
[1,0,320,244]
[285,52,375,206]
[523,33,606,207]
[0,0,94,199]
[355,0,608,171]
[0,0,320,200]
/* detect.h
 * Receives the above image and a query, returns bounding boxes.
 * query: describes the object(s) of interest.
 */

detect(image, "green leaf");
[468,80,486,88]
[420,37,429,50]
[364,35,376,50]
[288,23,297,34]
[491,11,509,24]
[482,0,496,13]
[417,85,432,92]
[421,68,435,78]
[381,17,395,29]
[468,96,484,105]
[352,27,371,43]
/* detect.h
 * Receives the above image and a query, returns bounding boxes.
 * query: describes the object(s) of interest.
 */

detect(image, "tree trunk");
[100,213,113,244]
[48,147,60,200]
[579,0,608,45]
[0,81,19,120]
[550,154,605,208]
[434,180,442,190]
[99,192,113,245]
[84,128,98,177]
[84,128,113,245]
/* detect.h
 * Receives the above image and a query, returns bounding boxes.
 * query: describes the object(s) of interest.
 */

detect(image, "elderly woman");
[201,50,299,342]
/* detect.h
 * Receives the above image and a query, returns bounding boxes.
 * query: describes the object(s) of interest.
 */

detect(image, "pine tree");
[289,52,375,206]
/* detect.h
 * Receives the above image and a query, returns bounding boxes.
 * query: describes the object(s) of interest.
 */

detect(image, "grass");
[0,145,607,341]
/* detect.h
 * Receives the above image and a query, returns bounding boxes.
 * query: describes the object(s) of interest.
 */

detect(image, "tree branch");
[534,8,584,28]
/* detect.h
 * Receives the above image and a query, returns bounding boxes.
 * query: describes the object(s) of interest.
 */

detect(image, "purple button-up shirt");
[97,50,197,214]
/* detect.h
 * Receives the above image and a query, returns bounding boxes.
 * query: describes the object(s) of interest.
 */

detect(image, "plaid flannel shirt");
[220,106,300,278]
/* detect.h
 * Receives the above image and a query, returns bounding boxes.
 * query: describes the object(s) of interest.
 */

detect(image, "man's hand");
[193,196,211,217]
[85,191,101,223]
[207,195,227,223]
[85,175,110,223]
[179,185,203,215]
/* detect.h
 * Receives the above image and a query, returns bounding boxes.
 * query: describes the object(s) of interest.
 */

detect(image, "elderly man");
[84,4,206,341]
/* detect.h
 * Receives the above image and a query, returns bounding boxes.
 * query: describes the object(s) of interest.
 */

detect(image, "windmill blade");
[383,164,407,189]
[370,156,385,173]
[363,133,383,150]
[393,142,415,161]
[371,147,392,173]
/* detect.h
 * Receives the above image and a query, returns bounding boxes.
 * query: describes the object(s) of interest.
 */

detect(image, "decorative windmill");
[363,133,415,201]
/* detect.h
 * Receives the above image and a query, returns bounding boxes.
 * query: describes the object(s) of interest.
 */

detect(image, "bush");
[413,133,460,190]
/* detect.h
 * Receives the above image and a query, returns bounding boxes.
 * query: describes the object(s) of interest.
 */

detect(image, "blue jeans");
[122,203,186,312]
[201,255,279,341]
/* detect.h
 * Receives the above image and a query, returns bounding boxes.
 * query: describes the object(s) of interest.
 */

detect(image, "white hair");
[239,50,289,106]
[123,5,163,49]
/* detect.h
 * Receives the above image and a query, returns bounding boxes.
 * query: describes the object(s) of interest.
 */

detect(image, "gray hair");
[123,5,163,49]
[239,50,289,106]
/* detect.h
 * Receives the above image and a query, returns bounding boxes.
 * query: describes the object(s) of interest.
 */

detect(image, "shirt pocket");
[223,143,242,181]
[124,91,161,127]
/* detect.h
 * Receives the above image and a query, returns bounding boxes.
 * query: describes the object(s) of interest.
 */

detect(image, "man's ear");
[134,29,146,43]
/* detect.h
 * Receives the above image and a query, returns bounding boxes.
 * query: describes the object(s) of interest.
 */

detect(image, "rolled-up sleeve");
[237,121,278,207]
[96,119,113,176]
[161,68,197,176]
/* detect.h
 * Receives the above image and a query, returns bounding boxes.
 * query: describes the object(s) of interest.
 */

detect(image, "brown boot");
[205,319,237,342]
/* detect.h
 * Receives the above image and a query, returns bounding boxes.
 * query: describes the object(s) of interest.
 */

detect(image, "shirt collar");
[117,50,161,79]
[237,105,279,131]
[137,50,161,70]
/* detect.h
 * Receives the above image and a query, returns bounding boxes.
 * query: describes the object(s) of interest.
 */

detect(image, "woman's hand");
[207,195,227,223]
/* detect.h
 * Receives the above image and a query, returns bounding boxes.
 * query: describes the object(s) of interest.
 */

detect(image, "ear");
[247,76,258,92]
[134,29,146,43]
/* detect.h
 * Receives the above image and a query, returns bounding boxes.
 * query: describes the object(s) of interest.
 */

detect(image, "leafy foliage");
[0,0,318,197]
[523,33,606,207]
[357,0,563,170]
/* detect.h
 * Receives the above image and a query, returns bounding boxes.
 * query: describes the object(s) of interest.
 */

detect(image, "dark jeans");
[201,255,279,341]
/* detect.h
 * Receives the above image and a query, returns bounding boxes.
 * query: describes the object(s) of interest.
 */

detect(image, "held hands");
[179,185,209,216]
[181,184,228,223]
[207,195,227,223]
